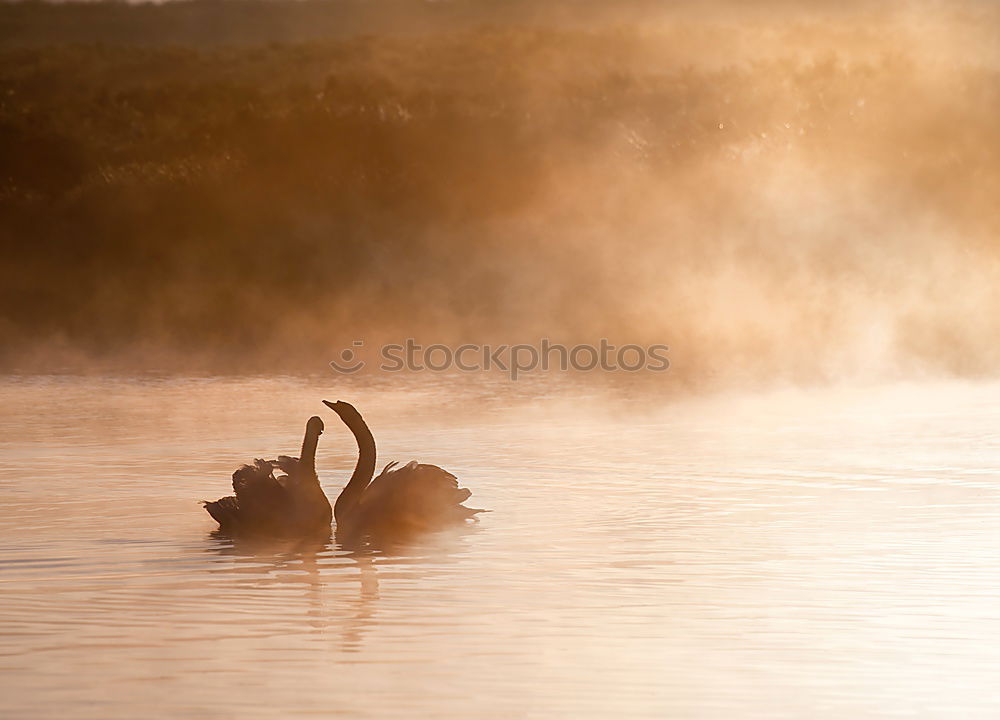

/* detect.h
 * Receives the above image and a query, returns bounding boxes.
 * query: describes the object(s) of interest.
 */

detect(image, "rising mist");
[1,0,998,384]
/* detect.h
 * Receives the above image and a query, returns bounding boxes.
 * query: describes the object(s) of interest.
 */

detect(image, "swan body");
[204,416,332,536]
[324,400,483,544]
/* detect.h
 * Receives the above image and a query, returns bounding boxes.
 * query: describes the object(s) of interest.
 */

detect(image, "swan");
[203,416,333,536]
[324,400,483,544]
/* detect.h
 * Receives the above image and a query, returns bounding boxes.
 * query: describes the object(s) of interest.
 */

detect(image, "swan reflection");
[203,532,379,651]
[202,520,479,652]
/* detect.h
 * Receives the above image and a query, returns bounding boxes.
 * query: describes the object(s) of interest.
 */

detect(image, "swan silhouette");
[324,400,484,544]
[203,416,333,537]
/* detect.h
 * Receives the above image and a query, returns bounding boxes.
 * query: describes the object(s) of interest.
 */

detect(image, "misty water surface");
[2,375,1000,718]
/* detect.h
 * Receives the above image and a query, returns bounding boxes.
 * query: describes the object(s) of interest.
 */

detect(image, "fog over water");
[0,0,997,387]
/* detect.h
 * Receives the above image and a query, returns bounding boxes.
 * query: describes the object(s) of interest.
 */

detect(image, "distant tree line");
[1,6,997,375]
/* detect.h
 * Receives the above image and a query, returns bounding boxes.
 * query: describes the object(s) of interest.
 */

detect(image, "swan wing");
[203,495,240,528]
[231,459,289,525]
[360,461,481,521]
[273,455,299,475]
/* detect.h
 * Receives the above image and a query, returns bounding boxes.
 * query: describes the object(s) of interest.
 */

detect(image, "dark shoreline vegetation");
[1,1,998,379]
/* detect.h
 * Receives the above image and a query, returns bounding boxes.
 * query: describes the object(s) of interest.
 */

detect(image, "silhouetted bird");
[323,400,484,546]
[204,416,332,536]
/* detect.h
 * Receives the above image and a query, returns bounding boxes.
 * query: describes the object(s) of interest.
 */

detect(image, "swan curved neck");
[335,414,376,519]
[300,427,321,475]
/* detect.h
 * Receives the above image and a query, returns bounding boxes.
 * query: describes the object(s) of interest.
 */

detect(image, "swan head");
[323,400,362,424]
[307,415,325,436]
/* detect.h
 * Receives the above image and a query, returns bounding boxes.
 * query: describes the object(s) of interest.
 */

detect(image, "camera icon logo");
[329,340,366,374]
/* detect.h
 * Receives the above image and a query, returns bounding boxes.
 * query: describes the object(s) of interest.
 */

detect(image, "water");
[2,374,1000,718]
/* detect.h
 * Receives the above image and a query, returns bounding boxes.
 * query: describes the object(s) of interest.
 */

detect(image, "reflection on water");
[2,375,1000,718]
[203,532,380,652]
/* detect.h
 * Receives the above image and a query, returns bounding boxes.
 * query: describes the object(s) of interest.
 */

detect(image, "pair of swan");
[204,401,482,541]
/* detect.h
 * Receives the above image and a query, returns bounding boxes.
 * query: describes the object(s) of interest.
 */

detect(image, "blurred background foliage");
[1,1,998,378]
